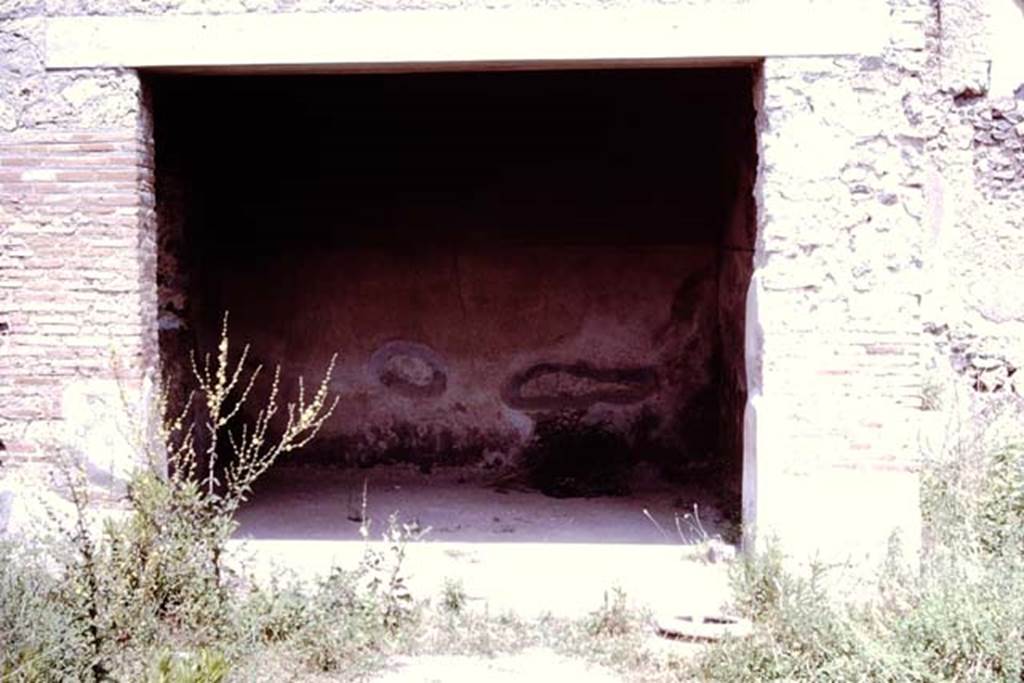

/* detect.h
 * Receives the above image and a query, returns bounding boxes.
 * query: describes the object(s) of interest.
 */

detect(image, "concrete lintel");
[46,3,888,72]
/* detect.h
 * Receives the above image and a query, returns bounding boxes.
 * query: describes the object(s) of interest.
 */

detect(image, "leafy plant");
[0,541,90,682]
[41,315,338,680]
[236,573,310,645]
[695,436,1024,682]
[976,444,1024,555]
[359,512,427,631]
[584,586,633,638]
[440,578,468,615]
[146,649,230,683]
[291,567,388,674]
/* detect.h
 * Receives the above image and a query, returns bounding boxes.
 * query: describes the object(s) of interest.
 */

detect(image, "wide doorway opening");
[151,66,757,614]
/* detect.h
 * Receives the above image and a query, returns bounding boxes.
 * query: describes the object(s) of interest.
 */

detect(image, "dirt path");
[370,649,623,682]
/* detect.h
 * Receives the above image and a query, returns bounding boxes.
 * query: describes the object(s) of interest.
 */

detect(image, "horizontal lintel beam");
[46,3,888,71]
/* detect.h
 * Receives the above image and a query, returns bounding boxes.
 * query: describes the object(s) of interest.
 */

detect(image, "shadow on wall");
[151,68,757,485]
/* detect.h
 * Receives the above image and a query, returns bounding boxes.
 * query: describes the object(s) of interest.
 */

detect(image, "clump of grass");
[418,606,539,659]
[696,549,870,682]
[265,512,426,677]
[644,504,737,563]
[883,551,1024,681]
[0,541,90,682]
[695,439,1024,682]
[975,444,1024,555]
[551,589,675,681]
[146,649,230,683]
[584,587,634,638]
[440,578,468,615]
[288,567,390,675]
[235,572,309,645]
[6,314,338,681]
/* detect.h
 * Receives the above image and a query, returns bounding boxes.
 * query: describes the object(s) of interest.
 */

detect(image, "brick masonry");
[1,0,1022,563]
[0,21,155,471]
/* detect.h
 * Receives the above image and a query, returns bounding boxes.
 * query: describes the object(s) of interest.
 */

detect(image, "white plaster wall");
[750,23,933,562]
[990,0,1024,98]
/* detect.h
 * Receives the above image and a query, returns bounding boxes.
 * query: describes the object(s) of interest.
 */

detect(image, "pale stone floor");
[231,465,734,619]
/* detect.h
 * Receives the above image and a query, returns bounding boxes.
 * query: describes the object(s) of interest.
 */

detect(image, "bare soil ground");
[370,649,623,682]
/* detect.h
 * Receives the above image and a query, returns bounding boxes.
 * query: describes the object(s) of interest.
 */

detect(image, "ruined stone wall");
[909,0,1024,492]
[921,1,1024,403]
[209,245,724,467]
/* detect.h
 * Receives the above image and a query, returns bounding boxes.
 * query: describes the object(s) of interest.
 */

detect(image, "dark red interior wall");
[153,68,756,482]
